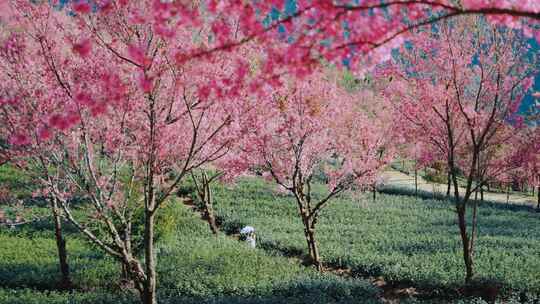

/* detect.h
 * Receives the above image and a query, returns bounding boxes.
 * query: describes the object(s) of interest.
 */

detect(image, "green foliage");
[0,231,120,290]
[2,174,538,303]
[212,177,540,297]
[423,168,448,184]
[129,200,183,253]
[0,289,136,304]
[156,204,379,301]
[1,198,379,304]
[0,165,35,201]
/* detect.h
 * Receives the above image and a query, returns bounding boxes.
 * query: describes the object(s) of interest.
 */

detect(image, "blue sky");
[519,38,540,116]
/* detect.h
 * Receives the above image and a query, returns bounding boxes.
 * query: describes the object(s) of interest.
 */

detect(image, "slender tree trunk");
[414,166,418,198]
[51,196,72,290]
[204,189,219,235]
[306,220,322,271]
[537,186,539,210]
[447,171,451,197]
[480,186,484,202]
[372,185,376,202]
[143,211,157,304]
[122,254,146,299]
[457,204,474,284]
[120,220,133,283]
[451,171,474,283]
[469,201,478,258]
[202,173,218,234]
[299,208,322,271]
[303,224,314,260]
[506,185,510,204]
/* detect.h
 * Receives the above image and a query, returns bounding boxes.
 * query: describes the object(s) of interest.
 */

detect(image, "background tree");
[0,27,75,289]
[384,16,538,283]
[231,71,394,271]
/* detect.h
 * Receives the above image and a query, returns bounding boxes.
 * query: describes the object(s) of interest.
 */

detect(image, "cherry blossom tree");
[2,1,540,113]
[384,16,538,283]
[0,1,539,134]
[0,26,76,289]
[0,2,252,303]
[510,126,540,209]
[230,71,394,271]
[1,0,539,300]
[142,0,540,77]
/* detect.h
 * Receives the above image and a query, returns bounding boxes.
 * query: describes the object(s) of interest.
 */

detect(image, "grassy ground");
[0,200,380,304]
[1,166,539,303]
[211,176,540,300]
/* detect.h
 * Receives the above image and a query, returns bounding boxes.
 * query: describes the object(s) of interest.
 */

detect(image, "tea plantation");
[1,174,539,303]
[211,177,540,301]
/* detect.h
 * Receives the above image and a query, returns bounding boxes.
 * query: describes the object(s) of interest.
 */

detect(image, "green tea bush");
[0,232,119,290]
[212,177,540,299]
[1,200,381,304]
[424,168,447,184]
[0,289,136,304]
[129,200,184,253]
[0,165,35,200]
[156,205,380,301]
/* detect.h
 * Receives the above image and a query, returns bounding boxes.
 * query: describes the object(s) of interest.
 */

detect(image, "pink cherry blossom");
[72,38,92,58]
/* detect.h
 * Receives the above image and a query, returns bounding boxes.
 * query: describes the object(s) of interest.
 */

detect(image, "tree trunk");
[480,186,484,202]
[121,253,146,296]
[300,211,322,271]
[446,171,451,197]
[537,186,539,210]
[469,201,478,258]
[202,173,218,235]
[143,211,157,304]
[51,196,72,290]
[204,199,219,235]
[306,221,322,271]
[506,185,510,204]
[193,172,219,235]
[451,170,474,283]
[414,166,418,198]
[372,185,376,202]
[457,205,474,284]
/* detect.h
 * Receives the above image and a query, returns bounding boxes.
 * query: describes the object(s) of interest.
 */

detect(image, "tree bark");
[299,209,322,271]
[50,196,72,290]
[469,201,478,258]
[480,186,484,202]
[306,219,322,271]
[201,173,219,234]
[447,171,451,196]
[414,166,418,197]
[143,211,157,304]
[537,186,539,210]
[457,205,474,284]
[204,186,219,235]
[451,169,474,283]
